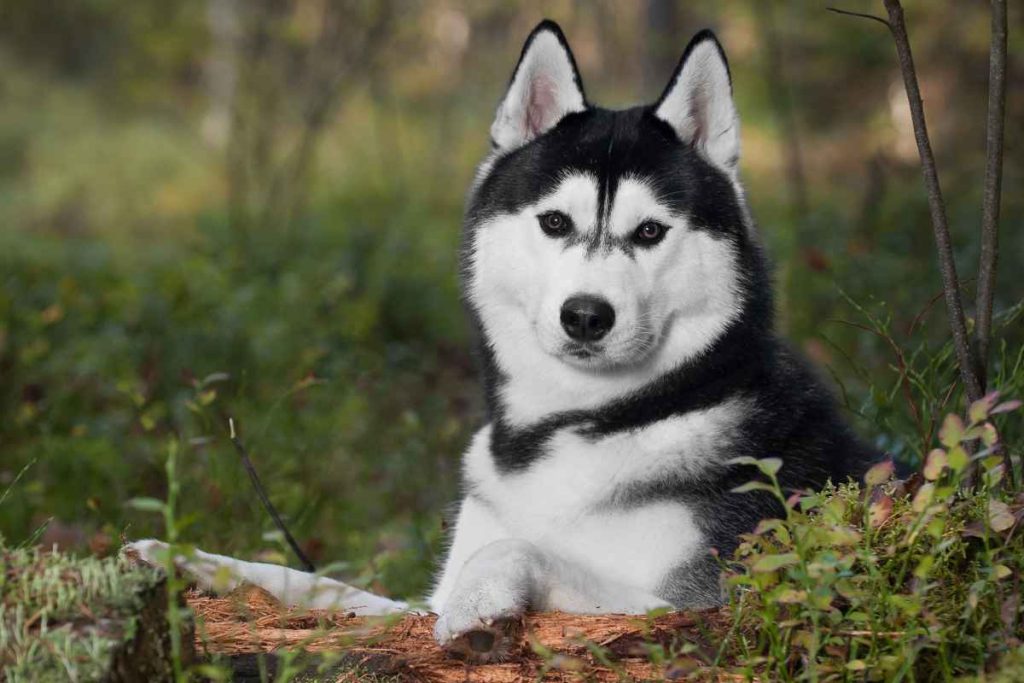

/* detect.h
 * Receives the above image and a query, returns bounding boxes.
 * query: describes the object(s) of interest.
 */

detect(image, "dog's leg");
[428,494,509,613]
[123,539,407,614]
[433,538,670,661]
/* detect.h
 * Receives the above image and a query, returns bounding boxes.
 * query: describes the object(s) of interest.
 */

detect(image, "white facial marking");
[469,173,744,426]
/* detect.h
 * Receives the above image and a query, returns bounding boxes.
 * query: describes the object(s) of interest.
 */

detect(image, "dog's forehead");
[541,108,680,196]
[473,107,715,223]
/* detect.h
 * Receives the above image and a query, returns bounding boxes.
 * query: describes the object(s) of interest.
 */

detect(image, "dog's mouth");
[557,342,605,368]
[555,325,662,371]
[565,343,600,359]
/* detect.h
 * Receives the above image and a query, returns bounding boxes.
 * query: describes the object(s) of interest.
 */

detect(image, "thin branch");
[881,0,983,405]
[826,7,891,28]
[229,418,316,573]
[975,0,1008,390]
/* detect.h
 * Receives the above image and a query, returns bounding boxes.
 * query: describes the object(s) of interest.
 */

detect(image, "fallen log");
[187,585,736,682]
[0,546,194,682]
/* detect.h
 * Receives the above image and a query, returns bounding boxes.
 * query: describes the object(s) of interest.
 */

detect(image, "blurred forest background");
[1,0,1022,600]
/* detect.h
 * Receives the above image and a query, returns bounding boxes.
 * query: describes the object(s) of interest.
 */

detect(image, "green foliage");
[0,2,1022,679]
[0,208,471,598]
[719,398,1023,681]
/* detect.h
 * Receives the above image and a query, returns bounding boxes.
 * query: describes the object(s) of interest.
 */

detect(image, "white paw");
[121,539,172,568]
[433,540,534,662]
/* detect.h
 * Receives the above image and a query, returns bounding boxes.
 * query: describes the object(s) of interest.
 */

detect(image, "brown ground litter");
[186,585,738,681]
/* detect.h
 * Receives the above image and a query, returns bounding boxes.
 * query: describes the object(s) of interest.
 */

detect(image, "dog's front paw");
[433,539,536,662]
[434,610,524,663]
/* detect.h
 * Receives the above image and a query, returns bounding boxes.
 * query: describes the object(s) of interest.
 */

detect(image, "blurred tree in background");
[0,1,1021,598]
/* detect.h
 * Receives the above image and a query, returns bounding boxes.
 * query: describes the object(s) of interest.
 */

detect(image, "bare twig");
[975,0,1008,390]
[826,6,890,28]
[879,0,983,405]
[229,418,316,573]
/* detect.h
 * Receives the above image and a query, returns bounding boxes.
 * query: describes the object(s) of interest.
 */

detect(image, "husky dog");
[127,21,876,661]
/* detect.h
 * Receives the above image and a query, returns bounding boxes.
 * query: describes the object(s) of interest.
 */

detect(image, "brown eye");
[539,211,572,237]
[633,221,668,246]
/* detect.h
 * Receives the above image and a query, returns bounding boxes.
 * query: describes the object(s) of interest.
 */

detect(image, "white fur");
[464,399,745,584]
[469,173,743,425]
[655,39,740,177]
[429,398,745,642]
[491,29,585,150]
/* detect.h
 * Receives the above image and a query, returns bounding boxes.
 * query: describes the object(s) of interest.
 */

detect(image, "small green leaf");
[993,564,1012,580]
[988,500,1015,532]
[983,464,1005,489]
[939,414,965,447]
[977,423,999,447]
[969,393,998,424]
[752,553,800,573]
[755,457,783,477]
[774,588,808,604]
[827,527,862,546]
[864,460,894,487]
[126,497,165,513]
[947,445,968,473]
[731,481,777,495]
[752,518,784,535]
[912,483,935,512]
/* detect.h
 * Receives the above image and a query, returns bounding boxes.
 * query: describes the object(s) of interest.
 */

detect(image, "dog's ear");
[490,20,587,151]
[654,30,740,175]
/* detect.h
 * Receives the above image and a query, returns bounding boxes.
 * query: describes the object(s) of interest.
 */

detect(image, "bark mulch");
[186,585,738,681]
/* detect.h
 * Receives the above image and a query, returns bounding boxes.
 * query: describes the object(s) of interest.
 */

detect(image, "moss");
[0,545,167,682]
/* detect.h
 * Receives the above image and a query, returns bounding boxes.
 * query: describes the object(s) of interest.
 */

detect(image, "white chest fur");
[463,398,747,592]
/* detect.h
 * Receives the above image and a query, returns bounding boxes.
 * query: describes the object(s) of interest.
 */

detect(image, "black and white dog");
[129,21,876,661]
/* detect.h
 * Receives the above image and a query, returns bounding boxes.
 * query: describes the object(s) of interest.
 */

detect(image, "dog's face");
[465,22,753,403]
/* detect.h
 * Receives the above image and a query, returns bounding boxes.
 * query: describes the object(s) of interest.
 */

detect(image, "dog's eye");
[538,211,572,237]
[632,221,669,246]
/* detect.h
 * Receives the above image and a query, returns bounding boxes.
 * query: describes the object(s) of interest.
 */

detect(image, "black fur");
[460,22,878,604]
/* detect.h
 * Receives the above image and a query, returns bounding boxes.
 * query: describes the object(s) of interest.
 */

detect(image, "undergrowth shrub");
[719,395,1023,681]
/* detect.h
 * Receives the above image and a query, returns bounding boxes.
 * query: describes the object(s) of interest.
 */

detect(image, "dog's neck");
[479,305,774,473]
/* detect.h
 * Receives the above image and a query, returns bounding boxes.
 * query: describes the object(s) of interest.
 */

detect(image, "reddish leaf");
[992,399,1023,415]
[923,449,947,481]
[869,495,894,528]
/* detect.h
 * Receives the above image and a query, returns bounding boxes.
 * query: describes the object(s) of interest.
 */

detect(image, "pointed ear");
[654,30,740,174]
[490,20,587,151]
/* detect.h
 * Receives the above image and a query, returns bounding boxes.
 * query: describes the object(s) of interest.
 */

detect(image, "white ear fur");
[491,22,586,151]
[655,32,740,174]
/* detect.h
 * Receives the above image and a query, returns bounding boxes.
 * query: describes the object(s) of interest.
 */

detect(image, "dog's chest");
[465,400,746,589]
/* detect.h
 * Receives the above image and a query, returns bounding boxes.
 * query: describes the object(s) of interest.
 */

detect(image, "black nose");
[560,296,616,342]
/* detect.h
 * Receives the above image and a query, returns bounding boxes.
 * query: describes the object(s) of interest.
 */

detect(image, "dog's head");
[464,21,766,419]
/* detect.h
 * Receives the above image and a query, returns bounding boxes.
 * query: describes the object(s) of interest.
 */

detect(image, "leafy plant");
[719,396,1022,680]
